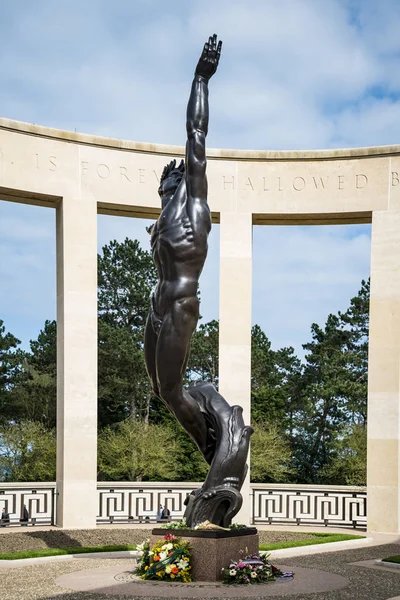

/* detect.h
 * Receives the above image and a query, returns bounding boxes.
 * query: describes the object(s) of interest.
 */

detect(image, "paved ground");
[2,540,400,599]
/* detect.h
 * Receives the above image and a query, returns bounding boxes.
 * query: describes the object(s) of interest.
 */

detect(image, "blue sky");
[1,0,399,357]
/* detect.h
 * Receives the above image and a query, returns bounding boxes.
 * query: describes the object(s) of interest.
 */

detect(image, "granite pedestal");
[151,527,259,582]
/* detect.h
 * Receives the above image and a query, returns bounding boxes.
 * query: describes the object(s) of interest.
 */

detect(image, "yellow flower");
[170,574,175,579]
[156,571,163,577]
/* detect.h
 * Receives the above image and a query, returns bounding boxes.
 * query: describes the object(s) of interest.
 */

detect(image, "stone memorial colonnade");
[0,117,399,533]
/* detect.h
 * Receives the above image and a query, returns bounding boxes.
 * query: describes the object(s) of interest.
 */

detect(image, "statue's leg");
[144,312,160,397]
[156,297,207,455]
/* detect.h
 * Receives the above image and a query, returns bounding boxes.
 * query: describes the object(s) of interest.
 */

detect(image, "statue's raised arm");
[185,34,222,209]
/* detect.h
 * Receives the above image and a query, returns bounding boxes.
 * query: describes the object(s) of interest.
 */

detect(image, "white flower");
[229,569,237,576]
[148,551,154,556]
[165,543,173,550]
[136,540,148,552]
[165,564,172,573]
[177,559,189,569]
[251,572,257,578]
[159,551,168,560]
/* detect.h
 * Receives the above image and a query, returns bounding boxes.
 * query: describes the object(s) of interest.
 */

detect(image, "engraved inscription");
[81,161,89,176]
[313,177,327,189]
[120,166,131,181]
[234,172,370,193]
[223,175,235,190]
[392,171,399,186]
[79,161,160,184]
[35,154,57,171]
[2,152,375,199]
[96,164,110,179]
[293,177,306,191]
[356,174,368,189]
[245,177,254,190]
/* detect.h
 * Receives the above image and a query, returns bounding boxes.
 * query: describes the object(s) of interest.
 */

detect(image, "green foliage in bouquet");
[135,534,192,582]
[222,550,293,584]
[160,517,190,529]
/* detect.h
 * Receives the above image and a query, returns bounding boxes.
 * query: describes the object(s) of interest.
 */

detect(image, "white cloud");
[0,0,394,356]
[332,97,400,147]
[1,0,396,149]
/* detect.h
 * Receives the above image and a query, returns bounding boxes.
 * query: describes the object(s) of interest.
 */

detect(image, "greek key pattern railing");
[0,483,367,528]
[0,483,55,525]
[97,483,197,523]
[252,484,367,528]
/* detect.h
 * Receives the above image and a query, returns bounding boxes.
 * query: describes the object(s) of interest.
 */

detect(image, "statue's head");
[158,159,185,206]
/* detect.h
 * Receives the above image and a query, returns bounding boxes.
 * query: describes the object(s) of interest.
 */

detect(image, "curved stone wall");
[1,117,400,222]
[0,117,399,535]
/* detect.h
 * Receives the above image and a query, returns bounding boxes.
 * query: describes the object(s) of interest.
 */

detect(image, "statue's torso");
[150,184,211,311]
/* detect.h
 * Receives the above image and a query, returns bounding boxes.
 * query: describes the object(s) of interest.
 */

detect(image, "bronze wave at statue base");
[184,383,253,528]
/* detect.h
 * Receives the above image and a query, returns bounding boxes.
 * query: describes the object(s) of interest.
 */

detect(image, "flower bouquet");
[135,534,192,582]
[222,550,293,585]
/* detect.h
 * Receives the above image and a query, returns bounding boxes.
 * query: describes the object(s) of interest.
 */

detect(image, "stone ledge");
[151,526,257,538]
[2,116,400,160]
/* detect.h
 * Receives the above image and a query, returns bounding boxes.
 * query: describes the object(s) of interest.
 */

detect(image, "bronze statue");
[145,35,253,527]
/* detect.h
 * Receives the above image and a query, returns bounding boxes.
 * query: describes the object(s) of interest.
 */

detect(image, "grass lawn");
[382,555,400,564]
[0,532,365,560]
[0,544,137,560]
[259,532,365,551]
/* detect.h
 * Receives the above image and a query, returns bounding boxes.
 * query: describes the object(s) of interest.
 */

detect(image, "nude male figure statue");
[144,35,222,461]
[144,35,252,527]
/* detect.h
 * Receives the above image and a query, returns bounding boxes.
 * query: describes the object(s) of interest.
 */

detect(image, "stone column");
[219,211,253,525]
[56,196,98,528]
[368,210,400,533]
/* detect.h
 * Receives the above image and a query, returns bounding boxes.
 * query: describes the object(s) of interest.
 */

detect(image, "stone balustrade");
[0,482,366,528]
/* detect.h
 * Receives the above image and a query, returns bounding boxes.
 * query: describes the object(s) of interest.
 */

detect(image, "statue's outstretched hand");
[195,34,222,81]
